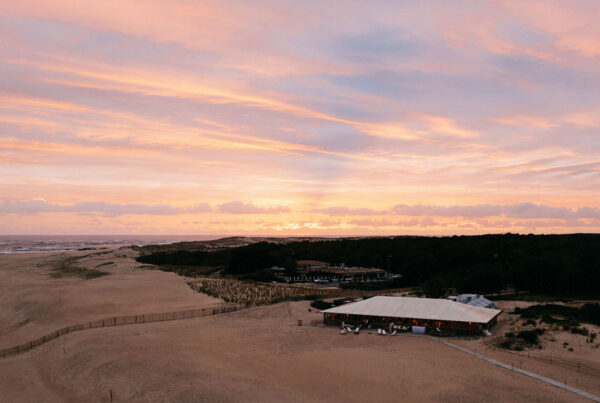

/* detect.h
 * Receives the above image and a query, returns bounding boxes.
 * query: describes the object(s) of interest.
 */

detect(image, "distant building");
[271,260,387,283]
[322,296,501,335]
[448,294,497,309]
[296,260,330,269]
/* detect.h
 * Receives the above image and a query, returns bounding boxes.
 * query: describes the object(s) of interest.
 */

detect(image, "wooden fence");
[1,303,245,359]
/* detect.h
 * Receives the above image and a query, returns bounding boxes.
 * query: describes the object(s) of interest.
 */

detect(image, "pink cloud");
[0,199,212,216]
[216,201,290,214]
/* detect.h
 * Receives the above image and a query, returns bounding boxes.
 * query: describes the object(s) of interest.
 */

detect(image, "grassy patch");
[154,264,223,278]
[50,258,109,280]
[187,278,346,305]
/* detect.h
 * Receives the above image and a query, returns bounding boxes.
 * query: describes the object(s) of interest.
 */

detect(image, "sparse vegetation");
[517,329,544,345]
[187,278,344,305]
[152,264,222,278]
[50,258,109,279]
[513,303,600,326]
[571,326,589,336]
[499,328,545,350]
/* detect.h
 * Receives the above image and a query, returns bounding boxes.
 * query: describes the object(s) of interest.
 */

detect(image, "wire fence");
[497,347,600,378]
[1,303,246,359]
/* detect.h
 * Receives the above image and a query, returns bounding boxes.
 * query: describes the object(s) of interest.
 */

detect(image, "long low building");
[322,296,501,335]
[271,260,386,283]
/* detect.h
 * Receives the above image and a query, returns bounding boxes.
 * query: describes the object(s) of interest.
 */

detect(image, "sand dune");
[0,249,597,402]
[0,301,591,402]
[0,248,223,347]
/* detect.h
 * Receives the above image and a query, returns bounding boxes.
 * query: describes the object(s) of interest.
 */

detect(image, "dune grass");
[187,278,343,305]
[50,257,109,280]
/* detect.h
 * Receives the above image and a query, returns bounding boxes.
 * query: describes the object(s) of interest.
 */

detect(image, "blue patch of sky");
[295,124,374,152]
[9,18,217,68]
[318,69,536,119]
[496,20,552,47]
[488,53,599,93]
[334,30,419,63]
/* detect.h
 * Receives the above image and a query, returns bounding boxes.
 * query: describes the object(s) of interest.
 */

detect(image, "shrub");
[311,300,334,310]
[517,329,543,344]
[571,327,589,336]
[512,303,599,326]
[241,269,276,282]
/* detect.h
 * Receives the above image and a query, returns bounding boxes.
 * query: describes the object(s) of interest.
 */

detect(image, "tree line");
[137,233,600,297]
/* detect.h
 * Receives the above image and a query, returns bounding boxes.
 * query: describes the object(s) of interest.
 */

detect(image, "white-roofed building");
[322,296,501,335]
[455,294,497,309]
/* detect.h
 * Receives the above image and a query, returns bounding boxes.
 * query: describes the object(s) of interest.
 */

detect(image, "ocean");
[0,235,222,254]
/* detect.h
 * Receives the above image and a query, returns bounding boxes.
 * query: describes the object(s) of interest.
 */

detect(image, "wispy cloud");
[312,203,600,220]
[0,1,599,234]
[0,199,211,216]
[217,201,290,215]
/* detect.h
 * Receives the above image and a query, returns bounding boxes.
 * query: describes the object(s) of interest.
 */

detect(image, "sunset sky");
[1,1,599,235]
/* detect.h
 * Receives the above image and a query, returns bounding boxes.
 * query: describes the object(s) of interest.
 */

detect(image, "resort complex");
[271,260,387,283]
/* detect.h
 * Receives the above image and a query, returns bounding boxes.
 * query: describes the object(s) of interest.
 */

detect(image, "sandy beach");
[1,248,598,402]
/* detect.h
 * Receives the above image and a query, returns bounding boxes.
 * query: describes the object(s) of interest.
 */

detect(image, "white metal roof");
[465,296,496,309]
[322,296,501,324]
